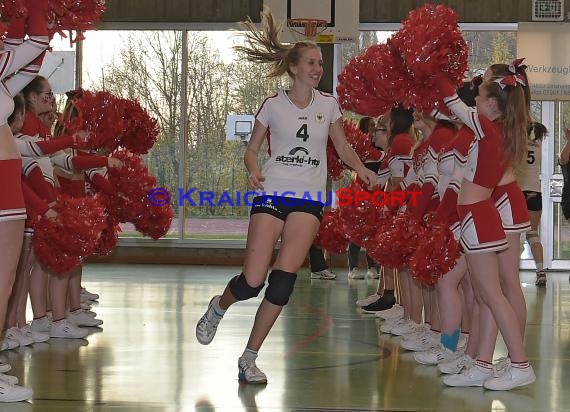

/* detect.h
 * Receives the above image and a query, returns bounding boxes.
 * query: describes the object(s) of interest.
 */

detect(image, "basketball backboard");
[226,114,255,141]
[39,50,76,94]
[264,0,359,44]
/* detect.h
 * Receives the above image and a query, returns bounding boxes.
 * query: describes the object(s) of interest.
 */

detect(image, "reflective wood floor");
[2,264,569,411]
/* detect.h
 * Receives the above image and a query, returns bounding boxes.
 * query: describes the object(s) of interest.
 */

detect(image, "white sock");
[242,348,258,360]
[536,263,544,271]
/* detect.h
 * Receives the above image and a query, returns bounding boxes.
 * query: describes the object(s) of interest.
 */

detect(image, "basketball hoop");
[287,18,328,42]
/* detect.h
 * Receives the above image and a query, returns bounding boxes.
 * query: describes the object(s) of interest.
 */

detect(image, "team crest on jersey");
[315,113,325,123]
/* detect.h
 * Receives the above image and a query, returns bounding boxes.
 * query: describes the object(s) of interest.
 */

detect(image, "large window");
[80,30,182,239]
[61,30,289,241]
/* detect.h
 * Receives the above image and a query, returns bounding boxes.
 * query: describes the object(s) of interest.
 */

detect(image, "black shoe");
[361,294,396,313]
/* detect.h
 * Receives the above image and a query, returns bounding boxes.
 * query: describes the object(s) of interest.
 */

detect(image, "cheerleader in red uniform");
[21,78,115,338]
[2,94,60,349]
[365,108,414,323]
[410,84,478,369]
[396,111,456,349]
[0,0,50,402]
[50,98,111,330]
[435,68,535,390]
[377,114,433,334]
[485,62,532,340]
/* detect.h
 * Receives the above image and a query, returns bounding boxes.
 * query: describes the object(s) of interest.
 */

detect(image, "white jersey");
[256,89,342,201]
[517,138,541,192]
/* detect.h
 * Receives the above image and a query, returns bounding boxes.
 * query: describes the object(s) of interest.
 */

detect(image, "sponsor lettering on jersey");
[275,147,320,167]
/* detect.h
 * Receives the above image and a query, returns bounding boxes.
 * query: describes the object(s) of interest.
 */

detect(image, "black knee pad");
[264,269,297,306]
[228,273,264,301]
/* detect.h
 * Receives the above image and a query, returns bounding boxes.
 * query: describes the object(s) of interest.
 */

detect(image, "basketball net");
[287,18,328,42]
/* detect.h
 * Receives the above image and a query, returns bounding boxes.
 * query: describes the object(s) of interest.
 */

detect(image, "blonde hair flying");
[234,7,320,78]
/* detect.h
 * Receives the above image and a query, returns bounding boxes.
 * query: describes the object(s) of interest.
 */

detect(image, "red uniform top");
[408,124,456,217]
[377,133,414,187]
[434,126,476,223]
[443,94,508,189]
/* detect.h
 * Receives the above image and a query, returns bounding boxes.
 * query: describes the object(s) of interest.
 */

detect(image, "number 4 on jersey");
[296,124,309,142]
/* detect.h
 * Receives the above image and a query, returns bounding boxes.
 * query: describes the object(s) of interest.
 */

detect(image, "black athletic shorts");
[250,195,324,222]
[522,191,542,212]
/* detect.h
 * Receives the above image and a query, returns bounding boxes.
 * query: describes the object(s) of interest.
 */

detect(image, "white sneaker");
[400,330,440,352]
[82,309,97,318]
[484,360,536,391]
[0,381,33,402]
[438,354,475,374]
[196,295,224,345]
[0,373,18,385]
[68,309,104,327]
[31,316,51,333]
[238,356,267,384]
[310,269,336,280]
[0,338,19,351]
[391,320,425,336]
[442,364,492,387]
[380,317,407,334]
[414,344,462,365]
[80,301,93,310]
[20,325,49,343]
[366,268,380,279]
[50,319,89,339]
[80,288,99,301]
[356,294,380,307]
[375,304,404,320]
[401,328,427,342]
[348,268,364,279]
[0,363,10,374]
[6,327,33,347]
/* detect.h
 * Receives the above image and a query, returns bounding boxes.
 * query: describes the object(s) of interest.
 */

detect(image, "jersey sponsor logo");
[288,147,309,156]
[275,147,320,167]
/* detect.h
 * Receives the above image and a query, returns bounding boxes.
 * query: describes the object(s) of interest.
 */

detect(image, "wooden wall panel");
[102,0,263,23]
[359,0,537,23]
[101,1,565,25]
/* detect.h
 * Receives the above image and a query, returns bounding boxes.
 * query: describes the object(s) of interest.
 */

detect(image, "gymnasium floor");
[3,263,569,411]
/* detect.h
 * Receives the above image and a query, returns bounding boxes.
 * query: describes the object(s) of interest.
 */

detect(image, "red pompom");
[409,215,461,286]
[391,4,468,111]
[367,211,425,268]
[326,139,345,181]
[47,0,106,44]
[93,214,120,256]
[313,208,348,254]
[134,203,173,240]
[67,90,125,152]
[104,150,174,239]
[336,179,385,248]
[120,99,160,155]
[0,0,27,29]
[105,150,156,223]
[33,194,106,274]
[336,42,407,116]
[326,120,384,181]
[343,120,384,161]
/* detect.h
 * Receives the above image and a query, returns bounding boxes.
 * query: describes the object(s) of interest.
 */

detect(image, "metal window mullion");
[178,30,189,241]
[542,101,555,267]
